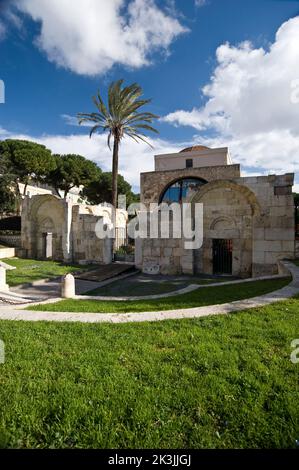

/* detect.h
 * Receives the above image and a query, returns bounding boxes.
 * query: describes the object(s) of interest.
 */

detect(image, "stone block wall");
[138,169,295,277]
[141,164,241,206]
[136,237,193,275]
[239,174,295,276]
[21,194,71,261]
[71,207,112,264]
[21,195,114,265]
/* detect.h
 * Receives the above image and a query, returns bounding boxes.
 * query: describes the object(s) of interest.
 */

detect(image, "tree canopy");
[81,172,139,206]
[0,175,18,214]
[47,154,101,198]
[0,139,56,195]
[78,79,158,244]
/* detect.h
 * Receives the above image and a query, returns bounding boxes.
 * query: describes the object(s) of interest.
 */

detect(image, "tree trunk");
[23,182,28,196]
[54,186,61,197]
[111,136,119,255]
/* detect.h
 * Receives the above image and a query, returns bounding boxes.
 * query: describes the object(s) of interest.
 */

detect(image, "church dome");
[180,145,210,153]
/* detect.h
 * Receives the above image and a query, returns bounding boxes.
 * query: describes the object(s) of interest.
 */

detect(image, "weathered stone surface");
[21,195,121,265]
[0,267,9,292]
[61,273,75,298]
[140,168,296,276]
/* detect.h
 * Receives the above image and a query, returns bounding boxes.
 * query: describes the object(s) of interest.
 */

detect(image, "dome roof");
[180,145,210,153]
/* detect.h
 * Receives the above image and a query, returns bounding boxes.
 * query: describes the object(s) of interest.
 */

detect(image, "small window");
[274,185,292,196]
[159,177,207,204]
[186,159,193,168]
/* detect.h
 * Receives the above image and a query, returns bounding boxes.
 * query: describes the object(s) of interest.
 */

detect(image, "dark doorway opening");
[213,239,233,275]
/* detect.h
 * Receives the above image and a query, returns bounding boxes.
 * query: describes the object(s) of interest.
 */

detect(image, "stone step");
[0,293,39,305]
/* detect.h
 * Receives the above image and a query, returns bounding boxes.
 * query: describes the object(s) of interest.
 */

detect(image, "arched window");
[159,177,207,204]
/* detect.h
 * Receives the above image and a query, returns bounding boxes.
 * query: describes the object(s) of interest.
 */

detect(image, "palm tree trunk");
[111,136,119,255]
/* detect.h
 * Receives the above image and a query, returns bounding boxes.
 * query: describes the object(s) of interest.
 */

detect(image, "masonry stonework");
[21,194,126,265]
[137,146,295,277]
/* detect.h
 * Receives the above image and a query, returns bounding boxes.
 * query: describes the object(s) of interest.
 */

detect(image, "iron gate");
[213,239,233,275]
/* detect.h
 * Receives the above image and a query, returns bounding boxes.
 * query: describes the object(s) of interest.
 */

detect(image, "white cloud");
[0,126,184,190]
[0,21,6,40]
[61,114,91,127]
[162,17,299,181]
[14,0,188,75]
[195,0,207,7]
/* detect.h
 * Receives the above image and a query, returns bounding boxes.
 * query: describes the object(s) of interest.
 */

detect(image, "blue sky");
[0,0,299,191]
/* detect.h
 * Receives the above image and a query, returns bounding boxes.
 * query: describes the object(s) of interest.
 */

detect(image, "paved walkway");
[0,261,297,324]
[78,274,287,301]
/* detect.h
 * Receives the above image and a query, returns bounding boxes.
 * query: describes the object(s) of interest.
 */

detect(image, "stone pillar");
[0,267,9,292]
[134,237,142,267]
[103,233,113,264]
[44,232,53,259]
[62,198,73,262]
[61,273,76,298]
[181,247,194,275]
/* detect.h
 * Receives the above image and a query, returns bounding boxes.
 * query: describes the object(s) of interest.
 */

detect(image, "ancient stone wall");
[21,194,71,261]
[21,195,115,264]
[135,237,193,275]
[138,171,295,277]
[140,164,241,206]
[71,206,112,264]
[239,174,295,276]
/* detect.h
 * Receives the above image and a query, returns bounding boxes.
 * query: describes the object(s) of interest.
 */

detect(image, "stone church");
[136,145,295,277]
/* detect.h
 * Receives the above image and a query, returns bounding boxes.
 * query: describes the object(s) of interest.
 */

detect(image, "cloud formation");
[195,0,207,7]
[14,0,187,75]
[0,125,184,190]
[0,21,6,40]
[163,17,299,179]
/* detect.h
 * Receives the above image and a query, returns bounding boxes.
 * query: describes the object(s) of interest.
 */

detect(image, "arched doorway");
[191,181,261,278]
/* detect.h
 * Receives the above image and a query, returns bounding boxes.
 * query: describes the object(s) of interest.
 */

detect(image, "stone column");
[61,273,76,298]
[0,267,9,292]
[44,232,53,259]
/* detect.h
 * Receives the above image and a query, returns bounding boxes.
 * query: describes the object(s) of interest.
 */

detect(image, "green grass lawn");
[30,278,290,313]
[0,298,298,448]
[294,259,299,267]
[3,258,94,287]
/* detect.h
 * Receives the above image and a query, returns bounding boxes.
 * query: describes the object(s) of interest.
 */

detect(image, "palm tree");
[78,79,159,251]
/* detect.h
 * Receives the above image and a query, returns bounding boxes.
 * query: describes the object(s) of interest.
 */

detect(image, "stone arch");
[39,217,55,232]
[27,195,66,260]
[28,194,65,221]
[190,180,259,278]
[210,216,236,230]
[158,176,208,204]
[191,179,261,216]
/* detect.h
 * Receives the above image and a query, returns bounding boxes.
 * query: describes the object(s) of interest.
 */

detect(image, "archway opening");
[159,177,207,204]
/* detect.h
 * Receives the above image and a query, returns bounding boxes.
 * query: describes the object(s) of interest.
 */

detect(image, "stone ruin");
[21,194,128,265]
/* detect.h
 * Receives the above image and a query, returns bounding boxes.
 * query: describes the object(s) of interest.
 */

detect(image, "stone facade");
[141,164,241,206]
[21,194,127,264]
[137,146,295,278]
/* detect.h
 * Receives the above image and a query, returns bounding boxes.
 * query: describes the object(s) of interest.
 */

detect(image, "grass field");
[0,297,298,448]
[29,278,290,313]
[3,258,93,287]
